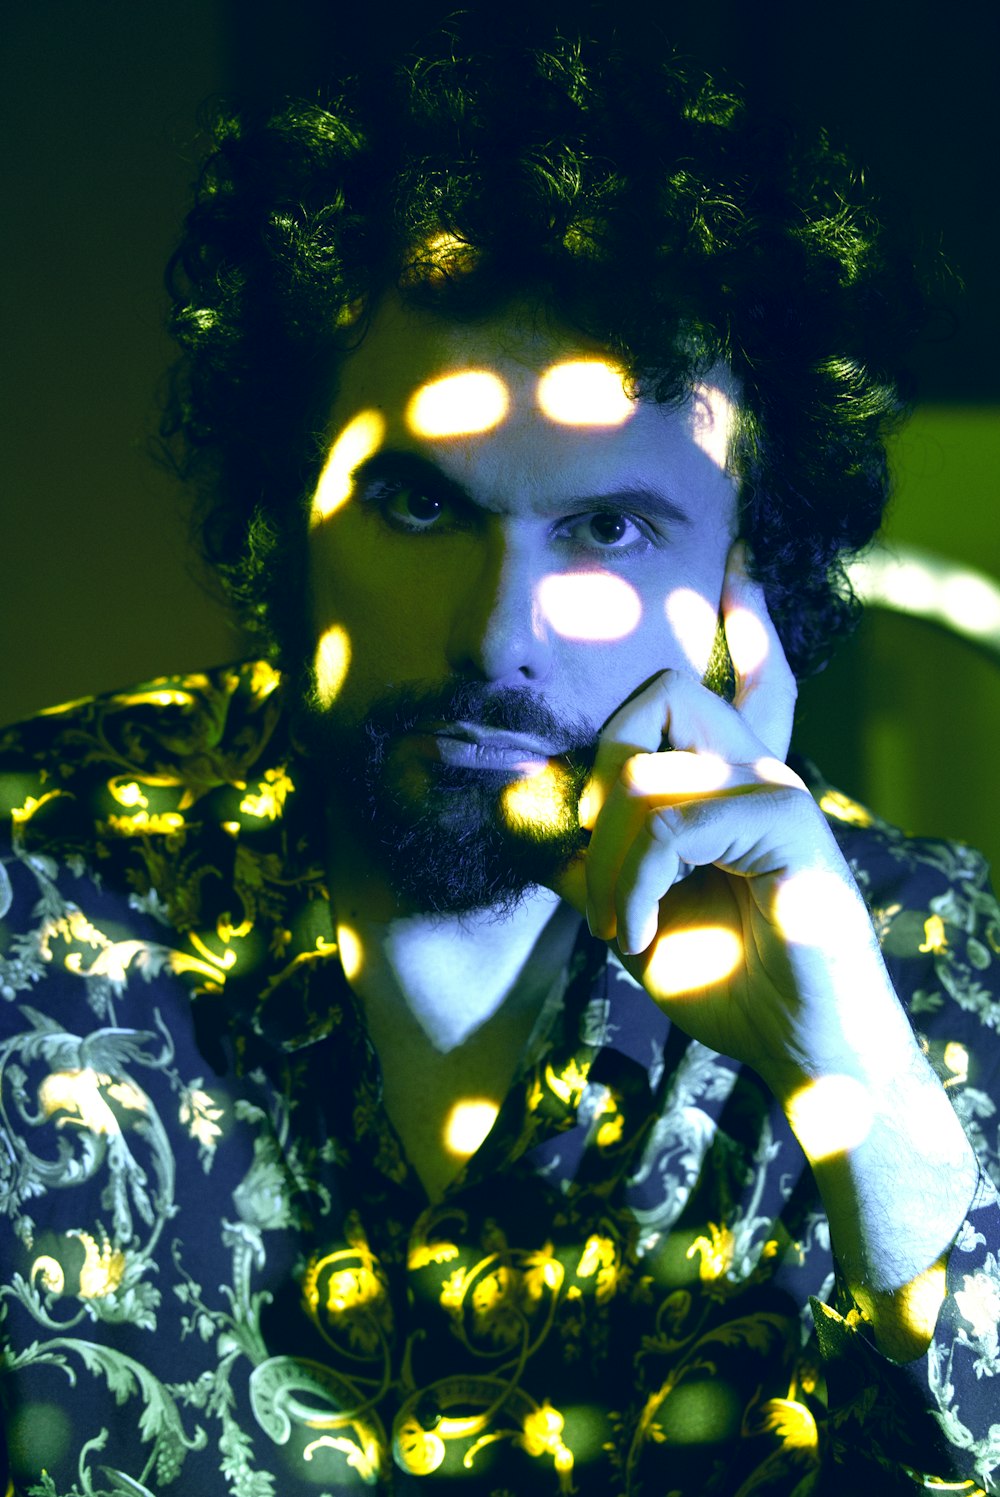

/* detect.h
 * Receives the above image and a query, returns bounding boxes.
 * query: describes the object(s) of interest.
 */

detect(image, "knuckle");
[646,805,680,844]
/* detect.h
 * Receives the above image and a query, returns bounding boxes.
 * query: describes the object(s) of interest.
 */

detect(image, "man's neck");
[328,841,578,1052]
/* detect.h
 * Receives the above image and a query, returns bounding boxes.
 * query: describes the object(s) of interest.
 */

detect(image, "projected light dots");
[310,358,744,687]
[310,361,770,1004]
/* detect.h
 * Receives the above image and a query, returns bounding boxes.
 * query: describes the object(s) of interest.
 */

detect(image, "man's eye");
[365,484,653,552]
[374,485,446,530]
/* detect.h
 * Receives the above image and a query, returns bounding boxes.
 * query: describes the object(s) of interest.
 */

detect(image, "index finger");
[722,541,797,760]
[579,667,764,832]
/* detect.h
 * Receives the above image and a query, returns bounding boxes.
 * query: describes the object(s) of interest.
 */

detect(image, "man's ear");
[703,613,736,703]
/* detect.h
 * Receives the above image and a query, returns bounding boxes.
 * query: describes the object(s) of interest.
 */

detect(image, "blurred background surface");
[2,0,998,869]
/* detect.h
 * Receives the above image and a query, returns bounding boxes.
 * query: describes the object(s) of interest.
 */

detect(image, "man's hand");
[555,540,978,1358]
[556,539,906,1099]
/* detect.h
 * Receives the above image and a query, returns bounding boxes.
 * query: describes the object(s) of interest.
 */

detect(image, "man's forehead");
[330,289,739,472]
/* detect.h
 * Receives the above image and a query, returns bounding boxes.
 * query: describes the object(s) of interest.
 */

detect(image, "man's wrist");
[775,1048,979,1359]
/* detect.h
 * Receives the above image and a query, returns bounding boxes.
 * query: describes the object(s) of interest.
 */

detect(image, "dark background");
[3,0,999,865]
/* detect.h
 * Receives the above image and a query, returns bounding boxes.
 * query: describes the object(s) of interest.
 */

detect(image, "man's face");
[304,292,739,915]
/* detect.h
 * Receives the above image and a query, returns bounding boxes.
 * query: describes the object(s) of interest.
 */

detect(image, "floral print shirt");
[1,661,999,1496]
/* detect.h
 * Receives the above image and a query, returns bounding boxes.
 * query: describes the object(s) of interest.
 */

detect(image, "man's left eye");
[569,513,649,550]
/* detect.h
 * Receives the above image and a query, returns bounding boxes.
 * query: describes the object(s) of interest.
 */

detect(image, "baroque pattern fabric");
[0,662,998,1495]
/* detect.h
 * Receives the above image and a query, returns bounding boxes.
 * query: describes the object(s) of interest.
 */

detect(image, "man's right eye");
[367,483,446,531]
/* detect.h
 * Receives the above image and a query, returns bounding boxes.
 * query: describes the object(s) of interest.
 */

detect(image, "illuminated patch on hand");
[310,409,386,524]
[625,750,730,796]
[406,370,509,437]
[784,1074,874,1160]
[644,926,742,997]
[536,359,634,427]
[537,571,641,641]
[314,625,351,707]
[754,757,805,789]
[771,868,871,950]
[443,1099,499,1158]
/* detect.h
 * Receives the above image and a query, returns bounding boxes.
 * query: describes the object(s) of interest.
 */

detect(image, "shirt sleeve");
[812,787,1000,1494]
[813,1166,1000,1493]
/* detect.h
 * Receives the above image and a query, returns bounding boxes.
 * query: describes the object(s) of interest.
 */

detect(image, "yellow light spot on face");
[625,750,730,797]
[501,762,577,836]
[336,924,363,981]
[725,605,769,674]
[406,369,508,438]
[943,1041,969,1085]
[665,587,719,675]
[644,926,742,997]
[314,625,351,707]
[771,868,870,949]
[690,381,737,470]
[537,570,641,641]
[310,408,386,525]
[785,1075,875,1160]
[443,1098,499,1159]
[536,358,634,426]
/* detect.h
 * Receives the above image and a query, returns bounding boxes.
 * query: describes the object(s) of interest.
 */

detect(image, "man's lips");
[409,721,563,771]
[431,721,563,755]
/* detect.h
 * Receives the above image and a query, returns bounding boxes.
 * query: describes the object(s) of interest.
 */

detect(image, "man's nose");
[446,531,553,683]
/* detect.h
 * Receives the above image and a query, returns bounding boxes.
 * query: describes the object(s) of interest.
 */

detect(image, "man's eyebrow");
[352,447,694,528]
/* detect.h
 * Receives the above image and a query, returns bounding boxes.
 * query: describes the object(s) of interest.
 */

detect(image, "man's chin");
[340,755,590,919]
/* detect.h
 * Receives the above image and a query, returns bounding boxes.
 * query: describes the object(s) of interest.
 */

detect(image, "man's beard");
[294,676,600,918]
[292,613,734,918]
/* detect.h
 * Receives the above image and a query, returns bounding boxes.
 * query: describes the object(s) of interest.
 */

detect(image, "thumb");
[550,849,589,920]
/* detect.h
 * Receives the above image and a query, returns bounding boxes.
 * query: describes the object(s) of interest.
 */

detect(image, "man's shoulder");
[793,752,1000,1054]
[0,660,338,1052]
[792,751,995,901]
[0,660,289,847]
[2,659,286,784]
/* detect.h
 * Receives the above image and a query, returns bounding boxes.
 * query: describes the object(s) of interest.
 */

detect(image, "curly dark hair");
[162,19,928,680]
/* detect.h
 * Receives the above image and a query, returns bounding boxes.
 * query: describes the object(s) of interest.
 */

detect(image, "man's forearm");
[780,1045,980,1362]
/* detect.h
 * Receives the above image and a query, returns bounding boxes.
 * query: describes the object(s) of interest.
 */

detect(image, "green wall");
[794,408,1000,876]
